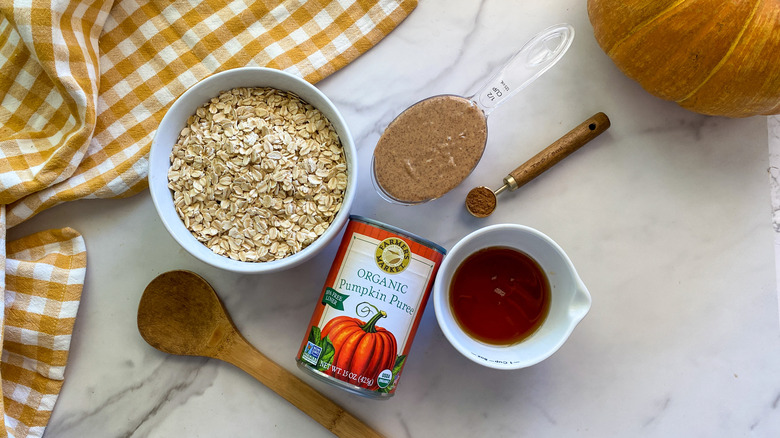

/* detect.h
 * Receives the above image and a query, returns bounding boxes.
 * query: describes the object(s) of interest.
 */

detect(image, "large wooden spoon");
[137,270,383,438]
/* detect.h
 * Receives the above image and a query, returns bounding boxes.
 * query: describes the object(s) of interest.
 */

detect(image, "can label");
[297,217,444,397]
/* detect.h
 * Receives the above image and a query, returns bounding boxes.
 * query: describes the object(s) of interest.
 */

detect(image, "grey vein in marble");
[48,358,214,438]
[8,1,777,437]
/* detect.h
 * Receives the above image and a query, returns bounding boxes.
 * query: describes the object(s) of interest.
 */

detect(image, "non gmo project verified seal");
[302,341,322,366]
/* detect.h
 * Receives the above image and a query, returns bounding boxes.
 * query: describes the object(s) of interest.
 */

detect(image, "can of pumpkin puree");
[296,215,445,398]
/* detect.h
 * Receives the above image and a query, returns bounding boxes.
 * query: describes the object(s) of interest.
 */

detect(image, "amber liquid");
[449,247,550,345]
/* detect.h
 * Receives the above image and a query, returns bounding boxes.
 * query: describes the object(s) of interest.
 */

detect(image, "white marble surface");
[769,115,780,315]
[8,1,780,437]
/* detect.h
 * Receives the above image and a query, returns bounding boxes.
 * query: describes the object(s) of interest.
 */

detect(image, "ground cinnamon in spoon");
[465,186,496,217]
[372,95,488,203]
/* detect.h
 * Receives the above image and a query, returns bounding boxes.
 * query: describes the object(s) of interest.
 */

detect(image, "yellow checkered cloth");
[0,213,86,438]
[0,0,416,435]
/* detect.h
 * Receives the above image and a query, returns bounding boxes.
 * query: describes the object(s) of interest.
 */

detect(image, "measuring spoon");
[465,112,610,217]
[371,24,575,205]
[138,270,384,438]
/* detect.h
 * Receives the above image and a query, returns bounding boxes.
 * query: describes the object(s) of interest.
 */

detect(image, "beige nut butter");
[372,95,488,203]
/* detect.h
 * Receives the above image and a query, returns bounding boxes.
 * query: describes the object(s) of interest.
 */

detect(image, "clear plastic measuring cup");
[371,24,575,205]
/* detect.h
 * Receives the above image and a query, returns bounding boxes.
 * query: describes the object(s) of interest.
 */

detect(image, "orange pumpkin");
[587,0,780,117]
[321,311,398,390]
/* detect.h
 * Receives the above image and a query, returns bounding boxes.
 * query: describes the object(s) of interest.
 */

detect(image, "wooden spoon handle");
[505,112,610,189]
[221,336,384,438]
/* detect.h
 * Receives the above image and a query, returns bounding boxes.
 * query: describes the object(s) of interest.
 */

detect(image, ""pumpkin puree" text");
[337,269,416,315]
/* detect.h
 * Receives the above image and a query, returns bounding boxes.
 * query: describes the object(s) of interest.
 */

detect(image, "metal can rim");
[296,361,393,400]
[349,215,447,255]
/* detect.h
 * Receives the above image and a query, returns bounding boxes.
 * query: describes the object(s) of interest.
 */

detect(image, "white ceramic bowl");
[433,224,591,369]
[148,67,357,274]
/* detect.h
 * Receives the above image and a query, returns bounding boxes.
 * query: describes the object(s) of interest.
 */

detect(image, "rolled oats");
[168,87,348,263]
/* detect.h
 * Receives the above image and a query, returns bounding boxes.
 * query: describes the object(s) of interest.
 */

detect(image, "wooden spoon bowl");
[138,270,383,438]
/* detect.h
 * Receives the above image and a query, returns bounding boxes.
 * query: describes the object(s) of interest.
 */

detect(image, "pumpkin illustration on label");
[321,303,398,390]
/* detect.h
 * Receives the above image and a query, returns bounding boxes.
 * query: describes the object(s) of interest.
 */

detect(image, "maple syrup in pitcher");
[450,247,550,345]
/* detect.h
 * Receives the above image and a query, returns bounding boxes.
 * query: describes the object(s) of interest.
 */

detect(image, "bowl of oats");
[149,67,357,273]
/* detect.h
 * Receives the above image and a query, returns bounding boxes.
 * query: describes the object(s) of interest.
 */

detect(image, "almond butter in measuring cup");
[370,24,575,205]
[296,215,445,398]
[371,95,488,204]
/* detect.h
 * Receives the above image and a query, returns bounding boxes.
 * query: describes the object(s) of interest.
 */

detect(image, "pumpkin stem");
[361,310,387,333]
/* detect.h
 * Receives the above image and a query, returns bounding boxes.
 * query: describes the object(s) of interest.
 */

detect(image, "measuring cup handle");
[471,24,575,116]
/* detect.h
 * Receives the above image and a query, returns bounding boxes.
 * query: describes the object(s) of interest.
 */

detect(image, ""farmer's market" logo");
[375,237,411,274]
